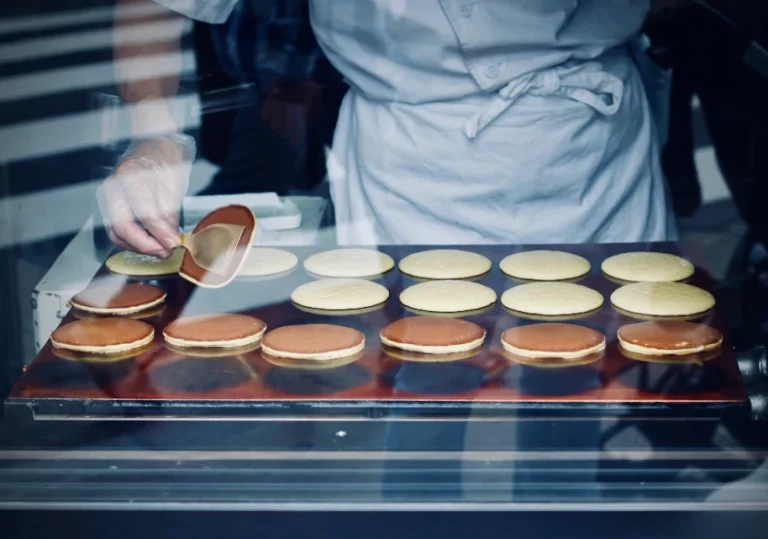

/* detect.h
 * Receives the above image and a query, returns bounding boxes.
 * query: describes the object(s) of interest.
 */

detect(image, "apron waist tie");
[464,63,625,140]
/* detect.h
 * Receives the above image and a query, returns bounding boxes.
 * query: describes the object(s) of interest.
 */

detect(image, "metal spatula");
[179,223,246,276]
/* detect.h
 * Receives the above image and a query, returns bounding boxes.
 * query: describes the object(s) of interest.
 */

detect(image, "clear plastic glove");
[97,134,195,258]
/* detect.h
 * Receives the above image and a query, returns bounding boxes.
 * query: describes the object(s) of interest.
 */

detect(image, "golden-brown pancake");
[163,314,266,348]
[51,318,155,354]
[617,320,723,356]
[501,323,606,359]
[380,317,485,354]
[179,205,257,288]
[261,324,365,360]
[69,282,166,315]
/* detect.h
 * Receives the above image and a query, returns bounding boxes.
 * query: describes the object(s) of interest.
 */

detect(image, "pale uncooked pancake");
[499,250,590,281]
[163,314,267,348]
[238,247,298,277]
[380,317,486,354]
[291,278,389,311]
[601,252,694,282]
[304,248,394,278]
[399,249,491,280]
[501,323,606,359]
[106,248,184,276]
[69,282,166,314]
[261,324,365,360]
[501,282,604,316]
[617,321,723,356]
[51,318,155,354]
[399,280,497,313]
[610,281,715,318]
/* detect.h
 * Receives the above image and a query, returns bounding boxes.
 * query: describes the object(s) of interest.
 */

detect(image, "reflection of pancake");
[618,345,721,365]
[601,252,694,283]
[612,304,714,322]
[615,358,725,394]
[163,314,266,348]
[293,302,384,316]
[262,350,363,370]
[501,323,605,359]
[399,249,491,280]
[404,305,493,318]
[261,324,365,360]
[617,321,723,356]
[501,282,604,317]
[263,362,371,395]
[380,360,486,395]
[610,282,715,318]
[505,360,603,395]
[501,348,604,369]
[381,345,481,363]
[51,318,154,354]
[72,303,167,321]
[51,342,152,363]
[380,317,485,354]
[404,272,490,284]
[28,356,135,388]
[505,275,586,285]
[303,248,394,278]
[69,282,166,315]
[502,305,601,321]
[399,280,496,313]
[165,341,261,358]
[148,356,252,392]
[602,272,692,287]
[499,250,590,281]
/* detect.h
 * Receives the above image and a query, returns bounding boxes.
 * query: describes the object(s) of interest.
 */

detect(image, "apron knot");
[464,63,625,140]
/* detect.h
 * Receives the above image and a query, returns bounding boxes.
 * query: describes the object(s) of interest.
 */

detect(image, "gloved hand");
[97,134,195,258]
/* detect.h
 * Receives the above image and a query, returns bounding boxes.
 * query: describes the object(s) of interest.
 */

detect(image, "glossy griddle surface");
[7,243,747,417]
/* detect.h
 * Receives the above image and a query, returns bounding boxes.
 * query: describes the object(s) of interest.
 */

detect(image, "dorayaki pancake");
[610,281,715,318]
[106,248,184,276]
[399,249,491,280]
[163,314,267,348]
[51,318,155,354]
[601,252,694,283]
[499,250,591,281]
[179,205,257,288]
[501,323,606,359]
[617,321,723,356]
[399,280,496,313]
[261,324,365,360]
[69,282,166,314]
[238,247,298,277]
[303,248,395,278]
[380,317,485,354]
[291,278,389,311]
[501,282,604,316]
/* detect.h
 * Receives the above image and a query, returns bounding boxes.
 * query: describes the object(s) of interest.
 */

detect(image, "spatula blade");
[187,223,246,277]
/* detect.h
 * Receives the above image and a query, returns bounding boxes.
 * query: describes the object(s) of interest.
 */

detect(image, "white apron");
[310,0,676,245]
[155,0,676,245]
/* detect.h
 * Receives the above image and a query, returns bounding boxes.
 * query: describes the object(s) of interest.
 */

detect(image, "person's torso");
[309,0,650,103]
